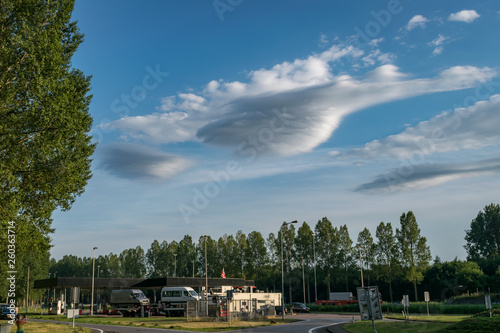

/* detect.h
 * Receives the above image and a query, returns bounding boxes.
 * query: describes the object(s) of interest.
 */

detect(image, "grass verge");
[29,314,297,331]
[384,314,469,322]
[1,321,91,333]
[343,321,451,333]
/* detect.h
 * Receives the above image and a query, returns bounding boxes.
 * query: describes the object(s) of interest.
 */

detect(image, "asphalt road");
[32,313,356,333]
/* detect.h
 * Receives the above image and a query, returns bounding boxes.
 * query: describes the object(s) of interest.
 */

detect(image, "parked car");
[0,303,15,319]
[275,305,287,315]
[288,302,310,313]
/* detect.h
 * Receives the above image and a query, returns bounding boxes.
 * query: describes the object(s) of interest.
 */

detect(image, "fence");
[186,298,280,322]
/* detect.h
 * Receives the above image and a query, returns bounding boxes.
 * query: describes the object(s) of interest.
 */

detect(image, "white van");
[160,287,200,316]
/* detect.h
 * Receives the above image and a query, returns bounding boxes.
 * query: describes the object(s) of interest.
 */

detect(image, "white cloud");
[428,34,450,56]
[406,15,428,30]
[105,43,496,157]
[319,34,329,47]
[338,94,500,161]
[448,10,480,23]
[430,34,449,47]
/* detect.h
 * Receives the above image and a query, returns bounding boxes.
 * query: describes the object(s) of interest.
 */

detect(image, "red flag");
[221,268,226,278]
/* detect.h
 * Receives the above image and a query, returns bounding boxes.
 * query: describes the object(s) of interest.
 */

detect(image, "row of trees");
[50,211,433,303]
[48,205,500,304]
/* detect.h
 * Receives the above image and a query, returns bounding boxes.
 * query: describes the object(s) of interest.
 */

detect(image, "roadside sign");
[357,288,370,321]
[403,295,410,307]
[485,295,492,310]
[71,287,80,305]
[357,286,382,320]
[424,291,430,316]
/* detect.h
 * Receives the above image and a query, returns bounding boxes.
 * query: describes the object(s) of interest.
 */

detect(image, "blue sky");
[52,0,500,261]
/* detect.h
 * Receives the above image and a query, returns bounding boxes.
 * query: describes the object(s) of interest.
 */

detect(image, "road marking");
[308,321,348,333]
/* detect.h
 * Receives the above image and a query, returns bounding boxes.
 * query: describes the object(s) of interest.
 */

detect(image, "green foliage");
[383,302,500,315]
[0,0,94,301]
[397,211,432,301]
[374,221,399,302]
[464,203,500,261]
[444,316,500,333]
[46,205,500,305]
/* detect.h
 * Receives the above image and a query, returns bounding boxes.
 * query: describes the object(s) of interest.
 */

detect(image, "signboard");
[402,295,410,307]
[357,286,382,321]
[424,292,430,302]
[485,295,492,310]
[67,309,79,319]
[70,287,80,305]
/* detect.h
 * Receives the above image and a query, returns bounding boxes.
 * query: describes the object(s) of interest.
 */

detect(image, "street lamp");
[97,265,100,310]
[47,273,50,312]
[281,220,297,320]
[91,247,98,316]
[301,257,305,304]
[53,271,57,302]
[174,254,177,277]
[358,246,364,288]
[203,235,209,316]
[312,233,317,302]
[26,265,30,319]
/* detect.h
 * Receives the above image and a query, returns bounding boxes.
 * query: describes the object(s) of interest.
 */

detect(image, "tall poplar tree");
[396,211,431,301]
[375,222,398,302]
[0,0,95,300]
[464,203,500,261]
[314,217,338,297]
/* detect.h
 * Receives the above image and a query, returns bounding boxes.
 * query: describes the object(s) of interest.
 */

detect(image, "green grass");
[29,314,298,332]
[382,302,500,315]
[344,312,500,333]
[343,321,451,333]
[384,314,469,322]
[442,316,500,333]
[0,320,91,333]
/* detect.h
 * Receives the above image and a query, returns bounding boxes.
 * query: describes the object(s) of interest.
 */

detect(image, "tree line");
[47,205,500,304]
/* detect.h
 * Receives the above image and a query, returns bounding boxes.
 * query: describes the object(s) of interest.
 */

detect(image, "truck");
[109,289,150,317]
[160,286,200,317]
[315,291,382,306]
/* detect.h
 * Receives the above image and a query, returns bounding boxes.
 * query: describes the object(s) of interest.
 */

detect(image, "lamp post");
[312,233,317,302]
[358,246,364,288]
[53,271,57,302]
[97,265,100,310]
[174,254,177,277]
[281,220,297,320]
[47,273,50,312]
[203,235,209,316]
[91,247,97,316]
[26,265,30,319]
[301,257,306,304]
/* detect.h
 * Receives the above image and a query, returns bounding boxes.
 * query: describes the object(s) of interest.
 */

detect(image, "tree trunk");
[414,280,418,302]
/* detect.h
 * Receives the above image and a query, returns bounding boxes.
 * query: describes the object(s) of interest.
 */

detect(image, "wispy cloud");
[98,143,193,181]
[448,10,480,23]
[337,94,500,161]
[428,34,450,56]
[104,43,496,158]
[406,15,429,30]
[356,157,500,193]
